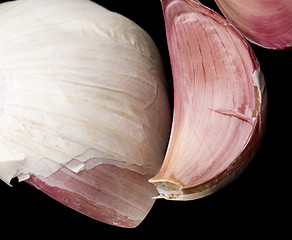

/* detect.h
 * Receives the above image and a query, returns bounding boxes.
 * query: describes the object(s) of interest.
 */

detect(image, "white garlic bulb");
[0,0,171,228]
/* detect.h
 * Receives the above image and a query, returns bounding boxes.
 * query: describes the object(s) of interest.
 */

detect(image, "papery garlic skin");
[214,0,292,49]
[0,0,171,227]
[149,0,267,200]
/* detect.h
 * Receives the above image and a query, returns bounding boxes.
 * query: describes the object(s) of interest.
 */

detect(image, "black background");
[0,0,290,237]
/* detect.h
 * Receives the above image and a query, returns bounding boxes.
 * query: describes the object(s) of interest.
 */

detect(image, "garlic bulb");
[0,0,171,228]
[149,0,267,200]
[214,0,292,49]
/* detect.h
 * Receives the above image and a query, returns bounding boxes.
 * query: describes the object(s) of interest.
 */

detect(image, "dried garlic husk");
[214,0,292,49]
[0,0,171,227]
[149,0,267,200]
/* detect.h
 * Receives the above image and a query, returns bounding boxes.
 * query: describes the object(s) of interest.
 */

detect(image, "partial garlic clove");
[214,0,292,49]
[26,158,157,228]
[149,0,267,200]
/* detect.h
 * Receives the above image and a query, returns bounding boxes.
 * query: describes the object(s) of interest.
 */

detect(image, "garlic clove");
[0,0,171,227]
[214,0,292,49]
[149,0,267,200]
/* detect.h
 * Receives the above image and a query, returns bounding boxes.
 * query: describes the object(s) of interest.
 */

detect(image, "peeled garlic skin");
[214,0,292,49]
[149,0,267,200]
[0,0,171,227]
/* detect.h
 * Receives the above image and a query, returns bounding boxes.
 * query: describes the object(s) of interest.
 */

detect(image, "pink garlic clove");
[149,0,267,200]
[214,0,292,49]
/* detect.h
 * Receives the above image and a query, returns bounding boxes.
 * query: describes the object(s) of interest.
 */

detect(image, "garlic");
[149,0,267,200]
[0,0,171,227]
[214,0,292,49]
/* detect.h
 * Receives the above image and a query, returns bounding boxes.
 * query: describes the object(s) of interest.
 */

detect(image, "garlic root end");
[150,180,183,200]
[150,179,220,201]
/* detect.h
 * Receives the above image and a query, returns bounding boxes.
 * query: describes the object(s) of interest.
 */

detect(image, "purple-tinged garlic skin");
[27,159,158,228]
